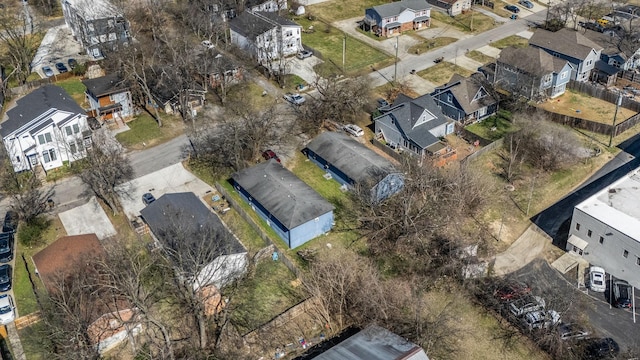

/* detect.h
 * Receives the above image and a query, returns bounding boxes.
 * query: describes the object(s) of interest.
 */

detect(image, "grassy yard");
[490,35,529,49]
[115,112,184,150]
[536,89,637,124]
[55,77,87,107]
[226,81,279,111]
[465,111,515,141]
[294,17,393,75]
[408,37,458,55]
[466,50,495,64]
[417,62,474,86]
[18,322,46,360]
[307,0,388,21]
[431,11,498,33]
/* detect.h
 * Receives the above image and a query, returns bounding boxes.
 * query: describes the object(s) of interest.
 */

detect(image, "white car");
[589,266,606,292]
[201,40,214,49]
[522,309,560,330]
[283,93,305,105]
[0,294,15,325]
[344,124,364,137]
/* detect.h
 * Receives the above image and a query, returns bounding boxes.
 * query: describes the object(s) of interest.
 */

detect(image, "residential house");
[304,132,404,203]
[427,0,471,16]
[246,0,287,12]
[0,85,91,173]
[298,325,430,360]
[566,167,640,289]
[61,0,131,59]
[494,46,573,100]
[82,73,134,123]
[529,28,603,82]
[431,73,499,124]
[147,73,206,116]
[32,234,142,354]
[582,29,640,86]
[231,159,335,248]
[200,50,244,90]
[362,0,431,37]
[230,11,302,68]
[374,93,455,157]
[140,192,248,290]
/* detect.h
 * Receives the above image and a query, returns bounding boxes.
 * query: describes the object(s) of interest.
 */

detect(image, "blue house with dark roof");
[231,160,334,248]
[374,93,454,157]
[304,132,404,203]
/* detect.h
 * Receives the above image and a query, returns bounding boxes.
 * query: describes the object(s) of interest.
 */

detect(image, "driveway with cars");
[31,25,85,78]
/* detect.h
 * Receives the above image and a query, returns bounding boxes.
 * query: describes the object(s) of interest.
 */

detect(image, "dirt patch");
[536,90,637,124]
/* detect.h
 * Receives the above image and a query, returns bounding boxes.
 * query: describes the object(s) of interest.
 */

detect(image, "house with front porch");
[83,73,134,124]
[0,85,91,173]
[362,0,431,37]
[431,73,499,124]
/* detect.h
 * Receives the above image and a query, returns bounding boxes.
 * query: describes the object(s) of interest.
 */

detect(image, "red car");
[494,281,531,301]
[262,150,281,163]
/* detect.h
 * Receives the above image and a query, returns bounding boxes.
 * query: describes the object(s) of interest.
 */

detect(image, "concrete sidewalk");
[493,225,552,276]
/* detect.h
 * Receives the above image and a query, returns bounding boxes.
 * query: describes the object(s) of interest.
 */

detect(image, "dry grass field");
[536,89,637,124]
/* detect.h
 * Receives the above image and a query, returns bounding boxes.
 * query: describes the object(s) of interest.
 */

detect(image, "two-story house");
[230,11,302,67]
[363,0,431,37]
[582,29,640,86]
[431,73,499,124]
[529,28,603,82]
[494,46,573,100]
[61,0,131,59]
[82,73,134,124]
[0,85,91,173]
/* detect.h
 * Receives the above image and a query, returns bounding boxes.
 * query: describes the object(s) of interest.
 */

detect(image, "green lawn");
[222,209,267,255]
[408,37,458,55]
[226,82,278,111]
[18,323,46,360]
[115,112,184,150]
[307,0,388,21]
[294,17,392,75]
[490,35,529,49]
[466,50,495,64]
[418,62,474,86]
[431,11,498,33]
[55,77,87,106]
[465,110,515,141]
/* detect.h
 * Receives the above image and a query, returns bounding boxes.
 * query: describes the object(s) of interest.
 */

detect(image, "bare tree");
[0,7,40,85]
[10,174,54,223]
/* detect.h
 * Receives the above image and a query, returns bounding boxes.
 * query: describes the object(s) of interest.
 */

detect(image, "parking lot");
[31,25,86,78]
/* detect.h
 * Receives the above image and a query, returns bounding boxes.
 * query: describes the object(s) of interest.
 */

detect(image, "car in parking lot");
[2,211,18,233]
[0,265,12,292]
[201,40,214,49]
[612,280,632,308]
[579,21,605,32]
[68,58,78,69]
[0,233,13,264]
[262,149,281,163]
[588,266,606,292]
[557,323,590,341]
[343,124,364,137]
[519,0,534,8]
[505,4,520,13]
[142,193,156,206]
[283,93,305,105]
[508,295,545,317]
[522,309,560,330]
[42,66,54,77]
[494,281,531,301]
[579,337,620,359]
[0,295,15,325]
[297,50,313,59]
[55,62,68,73]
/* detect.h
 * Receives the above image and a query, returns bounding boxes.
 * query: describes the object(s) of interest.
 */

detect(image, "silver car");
[284,93,305,105]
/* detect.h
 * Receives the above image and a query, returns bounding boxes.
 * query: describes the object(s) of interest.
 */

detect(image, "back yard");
[536,89,637,124]
[307,0,388,22]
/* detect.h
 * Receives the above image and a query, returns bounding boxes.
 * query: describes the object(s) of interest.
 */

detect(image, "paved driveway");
[31,25,86,78]
[58,196,117,240]
[116,163,214,219]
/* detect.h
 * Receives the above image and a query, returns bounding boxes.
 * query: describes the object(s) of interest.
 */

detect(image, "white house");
[0,85,91,173]
[229,11,302,67]
[567,167,640,289]
[246,0,287,12]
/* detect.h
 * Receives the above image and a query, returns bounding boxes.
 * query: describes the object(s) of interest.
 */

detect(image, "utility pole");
[394,36,399,83]
[609,94,622,147]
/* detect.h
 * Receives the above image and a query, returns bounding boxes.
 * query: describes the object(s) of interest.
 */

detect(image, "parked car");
[580,338,620,359]
[2,211,18,233]
[519,0,534,8]
[0,265,12,292]
[505,4,520,13]
[201,40,214,49]
[494,281,531,301]
[0,233,13,264]
[297,50,313,59]
[579,21,605,32]
[68,58,78,69]
[612,280,632,308]
[55,62,68,73]
[343,124,364,137]
[262,149,281,163]
[588,266,606,292]
[522,309,560,330]
[283,93,305,105]
[508,295,545,317]
[142,193,156,206]
[0,295,15,325]
[42,66,54,77]
[557,323,590,341]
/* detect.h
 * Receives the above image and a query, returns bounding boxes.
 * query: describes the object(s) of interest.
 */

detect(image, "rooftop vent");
[608,188,617,194]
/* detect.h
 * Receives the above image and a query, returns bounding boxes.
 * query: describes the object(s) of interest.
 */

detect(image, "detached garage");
[304,132,404,203]
[231,159,335,249]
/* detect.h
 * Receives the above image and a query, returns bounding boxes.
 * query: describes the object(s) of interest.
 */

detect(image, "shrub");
[18,217,51,247]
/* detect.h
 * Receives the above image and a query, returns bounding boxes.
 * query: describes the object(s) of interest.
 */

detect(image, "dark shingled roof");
[231,160,334,229]
[529,28,603,61]
[433,73,499,115]
[140,192,246,258]
[498,46,570,76]
[82,73,128,98]
[230,11,299,39]
[305,132,397,185]
[0,85,84,137]
[368,0,431,18]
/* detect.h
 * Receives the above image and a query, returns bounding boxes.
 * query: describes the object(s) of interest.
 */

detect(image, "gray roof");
[82,73,128,98]
[230,11,299,39]
[305,132,398,185]
[529,28,603,61]
[375,93,448,149]
[581,29,637,59]
[368,0,431,18]
[312,325,430,360]
[140,192,245,257]
[498,46,569,77]
[64,0,122,20]
[434,73,498,115]
[231,160,334,229]
[0,85,84,138]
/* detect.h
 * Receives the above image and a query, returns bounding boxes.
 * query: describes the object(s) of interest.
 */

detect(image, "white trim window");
[42,149,57,163]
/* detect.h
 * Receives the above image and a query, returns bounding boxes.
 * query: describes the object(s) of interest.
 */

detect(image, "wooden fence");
[568,80,640,113]
[9,72,76,96]
[462,138,504,163]
[370,139,404,162]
